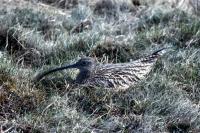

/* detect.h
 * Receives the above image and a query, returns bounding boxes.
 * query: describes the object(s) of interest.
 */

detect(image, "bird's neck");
[75,69,92,84]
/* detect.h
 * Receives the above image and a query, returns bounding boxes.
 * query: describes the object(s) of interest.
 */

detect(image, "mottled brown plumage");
[34,48,167,90]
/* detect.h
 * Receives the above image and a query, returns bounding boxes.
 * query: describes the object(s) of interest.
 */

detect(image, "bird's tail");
[151,47,169,56]
[140,47,170,63]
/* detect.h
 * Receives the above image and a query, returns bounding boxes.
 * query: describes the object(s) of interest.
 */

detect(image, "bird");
[34,48,168,91]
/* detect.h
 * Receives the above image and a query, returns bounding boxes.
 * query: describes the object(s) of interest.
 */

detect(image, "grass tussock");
[0,27,44,67]
[39,0,79,9]
[0,0,200,132]
[91,37,135,62]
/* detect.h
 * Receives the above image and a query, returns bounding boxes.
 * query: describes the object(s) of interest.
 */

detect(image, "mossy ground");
[0,0,200,132]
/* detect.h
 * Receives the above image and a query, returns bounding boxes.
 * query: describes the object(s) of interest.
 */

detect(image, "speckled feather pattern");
[35,48,167,91]
[79,53,162,90]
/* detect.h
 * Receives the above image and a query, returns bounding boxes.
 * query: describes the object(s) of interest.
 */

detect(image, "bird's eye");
[81,61,87,65]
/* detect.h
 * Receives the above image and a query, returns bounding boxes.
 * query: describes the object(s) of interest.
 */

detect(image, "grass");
[0,0,200,132]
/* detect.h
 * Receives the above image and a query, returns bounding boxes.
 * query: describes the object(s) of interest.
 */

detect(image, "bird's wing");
[86,48,168,89]
[87,62,153,89]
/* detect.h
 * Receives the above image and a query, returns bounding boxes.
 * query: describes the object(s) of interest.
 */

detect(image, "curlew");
[34,48,168,90]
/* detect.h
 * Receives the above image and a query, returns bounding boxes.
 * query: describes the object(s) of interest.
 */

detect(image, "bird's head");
[72,57,96,71]
[33,57,96,81]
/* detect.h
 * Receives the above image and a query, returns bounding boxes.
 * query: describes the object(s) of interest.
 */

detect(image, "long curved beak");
[34,64,77,81]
